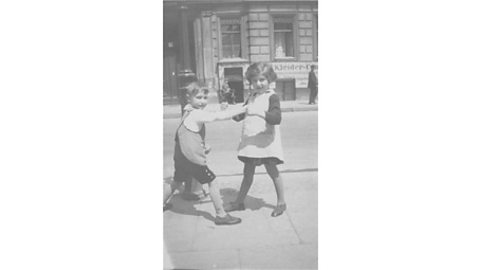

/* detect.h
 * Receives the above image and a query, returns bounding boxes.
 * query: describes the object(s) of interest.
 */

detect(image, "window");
[273,17,295,59]
[220,18,242,59]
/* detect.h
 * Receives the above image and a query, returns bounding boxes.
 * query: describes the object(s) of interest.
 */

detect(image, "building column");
[177,4,197,115]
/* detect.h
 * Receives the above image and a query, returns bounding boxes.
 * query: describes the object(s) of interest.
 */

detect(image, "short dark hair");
[245,62,277,83]
[185,81,209,98]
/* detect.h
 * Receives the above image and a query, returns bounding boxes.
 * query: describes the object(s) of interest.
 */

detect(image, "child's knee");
[243,160,256,170]
[208,180,218,189]
[265,163,280,177]
[243,166,256,178]
[170,181,181,191]
[208,181,220,193]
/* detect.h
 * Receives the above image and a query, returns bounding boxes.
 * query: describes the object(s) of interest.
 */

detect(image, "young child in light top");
[163,81,247,225]
[226,62,287,217]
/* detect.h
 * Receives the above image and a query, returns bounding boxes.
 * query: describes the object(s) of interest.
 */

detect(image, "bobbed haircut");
[245,62,277,83]
[185,81,209,97]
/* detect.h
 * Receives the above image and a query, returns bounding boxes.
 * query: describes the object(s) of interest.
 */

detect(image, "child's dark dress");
[173,111,216,184]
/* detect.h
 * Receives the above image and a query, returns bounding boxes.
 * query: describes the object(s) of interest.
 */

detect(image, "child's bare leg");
[265,163,286,206]
[209,180,242,225]
[207,181,227,217]
[234,161,256,204]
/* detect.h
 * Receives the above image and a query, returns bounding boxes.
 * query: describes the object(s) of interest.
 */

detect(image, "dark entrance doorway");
[163,47,177,101]
[224,67,244,103]
[163,8,179,103]
[163,6,197,104]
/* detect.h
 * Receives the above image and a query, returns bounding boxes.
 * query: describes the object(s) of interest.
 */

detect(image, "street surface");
[163,110,318,270]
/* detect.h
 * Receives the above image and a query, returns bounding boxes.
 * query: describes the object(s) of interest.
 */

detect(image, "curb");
[163,106,317,119]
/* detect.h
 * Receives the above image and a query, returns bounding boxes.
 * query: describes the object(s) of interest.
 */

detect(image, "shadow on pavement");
[212,167,318,178]
[220,187,276,211]
[165,187,276,223]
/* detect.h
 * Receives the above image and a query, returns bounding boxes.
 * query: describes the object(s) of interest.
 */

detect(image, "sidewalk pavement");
[163,99,318,119]
[163,169,318,270]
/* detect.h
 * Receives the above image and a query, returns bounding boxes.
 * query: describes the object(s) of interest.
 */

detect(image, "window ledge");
[274,57,297,62]
[218,58,249,64]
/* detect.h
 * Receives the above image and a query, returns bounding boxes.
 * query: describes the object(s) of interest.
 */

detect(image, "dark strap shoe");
[271,204,287,217]
[214,214,242,225]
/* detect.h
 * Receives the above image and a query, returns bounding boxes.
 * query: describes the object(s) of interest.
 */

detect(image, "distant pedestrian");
[308,64,318,105]
[218,79,236,105]
[163,81,247,225]
[226,62,287,217]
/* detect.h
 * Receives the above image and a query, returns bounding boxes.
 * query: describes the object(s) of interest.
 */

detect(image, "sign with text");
[272,62,317,88]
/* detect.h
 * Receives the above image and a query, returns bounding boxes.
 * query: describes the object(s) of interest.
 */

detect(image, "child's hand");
[220,103,228,111]
[205,144,211,154]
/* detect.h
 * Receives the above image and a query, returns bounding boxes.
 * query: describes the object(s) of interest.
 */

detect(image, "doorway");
[224,67,244,103]
[163,50,177,100]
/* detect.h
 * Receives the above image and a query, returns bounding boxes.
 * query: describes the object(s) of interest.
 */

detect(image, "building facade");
[164,0,318,104]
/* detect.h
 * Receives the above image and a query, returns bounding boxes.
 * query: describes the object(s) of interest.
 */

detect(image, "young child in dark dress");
[226,62,287,217]
[163,81,247,225]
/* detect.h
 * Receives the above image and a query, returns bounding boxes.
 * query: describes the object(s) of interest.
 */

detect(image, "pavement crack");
[286,211,304,245]
[211,168,318,178]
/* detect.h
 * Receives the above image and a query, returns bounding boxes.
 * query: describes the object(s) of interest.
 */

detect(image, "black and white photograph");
[162,0,318,269]
[3,0,480,269]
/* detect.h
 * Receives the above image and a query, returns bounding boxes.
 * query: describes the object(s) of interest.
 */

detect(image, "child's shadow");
[168,195,217,222]
[219,187,276,212]
[164,177,216,222]
[167,186,275,222]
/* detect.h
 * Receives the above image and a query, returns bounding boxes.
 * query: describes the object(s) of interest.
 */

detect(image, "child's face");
[188,91,208,109]
[250,75,269,91]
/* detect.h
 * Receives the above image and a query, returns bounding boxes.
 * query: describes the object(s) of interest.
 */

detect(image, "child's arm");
[232,98,250,122]
[196,105,247,123]
[232,113,246,122]
[264,94,281,125]
[246,94,282,125]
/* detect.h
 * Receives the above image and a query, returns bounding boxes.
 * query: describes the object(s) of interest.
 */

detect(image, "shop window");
[272,16,296,60]
[220,18,242,59]
[275,79,296,101]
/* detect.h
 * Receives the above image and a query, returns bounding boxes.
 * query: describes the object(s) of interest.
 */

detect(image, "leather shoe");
[215,214,242,225]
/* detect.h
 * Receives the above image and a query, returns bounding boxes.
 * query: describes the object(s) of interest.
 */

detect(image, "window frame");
[217,15,248,61]
[269,14,299,62]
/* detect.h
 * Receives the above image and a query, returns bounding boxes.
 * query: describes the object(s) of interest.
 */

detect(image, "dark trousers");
[309,87,318,104]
